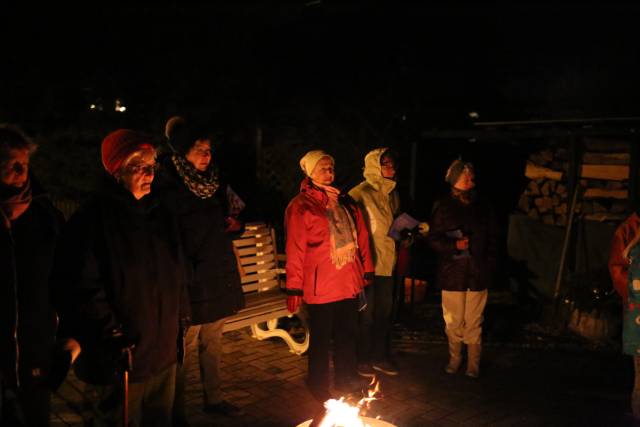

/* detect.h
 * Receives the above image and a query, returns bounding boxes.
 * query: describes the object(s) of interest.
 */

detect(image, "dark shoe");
[373,360,399,376]
[357,363,375,378]
[203,400,244,417]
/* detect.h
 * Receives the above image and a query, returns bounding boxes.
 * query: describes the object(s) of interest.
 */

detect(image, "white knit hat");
[299,150,334,177]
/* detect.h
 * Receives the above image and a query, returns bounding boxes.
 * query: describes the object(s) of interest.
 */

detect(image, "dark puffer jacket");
[1,178,63,390]
[52,177,190,384]
[427,192,497,292]
[153,155,244,325]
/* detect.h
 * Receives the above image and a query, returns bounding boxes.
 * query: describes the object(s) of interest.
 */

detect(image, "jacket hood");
[363,148,396,193]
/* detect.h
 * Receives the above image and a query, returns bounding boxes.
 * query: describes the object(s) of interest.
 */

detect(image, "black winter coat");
[0,179,62,390]
[52,177,190,384]
[427,192,497,292]
[153,156,244,325]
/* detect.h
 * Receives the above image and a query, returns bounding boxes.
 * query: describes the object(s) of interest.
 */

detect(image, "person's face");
[119,149,157,200]
[310,157,335,185]
[185,139,212,172]
[380,154,397,180]
[454,167,475,191]
[0,148,30,189]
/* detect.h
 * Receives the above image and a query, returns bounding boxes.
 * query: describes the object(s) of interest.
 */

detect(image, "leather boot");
[444,341,463,374]
[466,344,481,378]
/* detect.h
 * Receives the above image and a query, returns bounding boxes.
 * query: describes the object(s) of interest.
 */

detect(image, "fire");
[314,377,389,427]
[318,398,367,427]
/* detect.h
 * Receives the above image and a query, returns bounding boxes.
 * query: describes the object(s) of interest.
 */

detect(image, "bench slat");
[239,254,276,266]
[240,270,279,284]
[233,236,272,248]
[237,244,274,257]
[241,283,259,293]
[240,228,271,238]
[242,262,275,274]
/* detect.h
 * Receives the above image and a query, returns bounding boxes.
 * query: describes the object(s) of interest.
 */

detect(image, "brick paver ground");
[50,307,637,427]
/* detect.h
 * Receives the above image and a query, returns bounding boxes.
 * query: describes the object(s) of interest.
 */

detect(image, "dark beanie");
[445,159,474,186]
[164,116,196,156]
[101,129,154,175]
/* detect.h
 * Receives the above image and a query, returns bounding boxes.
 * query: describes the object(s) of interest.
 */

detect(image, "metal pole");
[553,137,582,302]
[553,186,580,301]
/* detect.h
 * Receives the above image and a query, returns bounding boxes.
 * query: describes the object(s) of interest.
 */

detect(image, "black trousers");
[357,275,394,364]
[306,298,358,401]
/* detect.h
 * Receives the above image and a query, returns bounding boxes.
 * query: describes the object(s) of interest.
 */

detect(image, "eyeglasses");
[125,163,158,175]
[381,161,396,169]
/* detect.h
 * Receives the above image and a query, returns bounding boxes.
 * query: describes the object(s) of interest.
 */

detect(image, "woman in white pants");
[427,159,497,378]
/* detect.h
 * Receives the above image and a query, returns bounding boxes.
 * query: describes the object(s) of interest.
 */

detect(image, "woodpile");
[517,139,631,226]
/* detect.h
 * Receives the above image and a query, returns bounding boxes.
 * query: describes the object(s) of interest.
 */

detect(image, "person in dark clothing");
[0,125,63,426]
[51,129,190,427]
[156,117,245,423]
[427,159,497,378]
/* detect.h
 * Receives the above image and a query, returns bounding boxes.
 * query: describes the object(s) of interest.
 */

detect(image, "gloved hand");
[364,272,375,286]
[287,295,302,313]
[225,216,243,233]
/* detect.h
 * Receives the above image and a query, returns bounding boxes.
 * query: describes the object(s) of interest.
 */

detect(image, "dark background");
[3,2,639,271]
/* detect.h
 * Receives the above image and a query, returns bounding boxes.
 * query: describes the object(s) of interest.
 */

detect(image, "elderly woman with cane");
[52,129,190,426]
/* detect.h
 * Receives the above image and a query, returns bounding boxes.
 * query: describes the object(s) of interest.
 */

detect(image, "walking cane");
[122,346,133,426]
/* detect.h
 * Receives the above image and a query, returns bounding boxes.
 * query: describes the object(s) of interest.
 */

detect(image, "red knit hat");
[101,129,155,175]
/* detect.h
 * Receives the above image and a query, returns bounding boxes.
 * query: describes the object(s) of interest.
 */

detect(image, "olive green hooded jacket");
[349,148,400,276]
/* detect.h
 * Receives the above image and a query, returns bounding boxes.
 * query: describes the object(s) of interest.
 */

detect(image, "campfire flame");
[316,376,384,427]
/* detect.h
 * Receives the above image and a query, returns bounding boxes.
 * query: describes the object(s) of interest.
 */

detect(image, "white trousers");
[442,289,488,345]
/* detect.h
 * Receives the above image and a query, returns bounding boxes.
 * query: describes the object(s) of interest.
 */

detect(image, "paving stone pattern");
[51,322,637,427]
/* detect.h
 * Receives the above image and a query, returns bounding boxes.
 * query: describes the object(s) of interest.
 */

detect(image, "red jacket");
[285,178,374,304]
[609,212,640,302]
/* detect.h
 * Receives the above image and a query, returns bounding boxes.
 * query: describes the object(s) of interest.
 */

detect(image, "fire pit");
[295,397,397,427]
[296,417,396,427]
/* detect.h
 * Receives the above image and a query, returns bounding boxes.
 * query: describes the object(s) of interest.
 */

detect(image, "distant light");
[115,99,126,113]
[90,104,96,110]
[468,111,479,119]
[401,114,407,121]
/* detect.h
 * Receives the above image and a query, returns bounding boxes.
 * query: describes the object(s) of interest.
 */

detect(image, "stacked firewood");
[517,140,631,226]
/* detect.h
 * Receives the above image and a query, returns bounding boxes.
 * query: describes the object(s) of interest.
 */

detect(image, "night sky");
[4,2,640,126]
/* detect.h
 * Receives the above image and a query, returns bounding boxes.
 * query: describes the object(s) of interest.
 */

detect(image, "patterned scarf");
[316,183,358,270]
[172,154,219,199]
[0,180,33,229]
